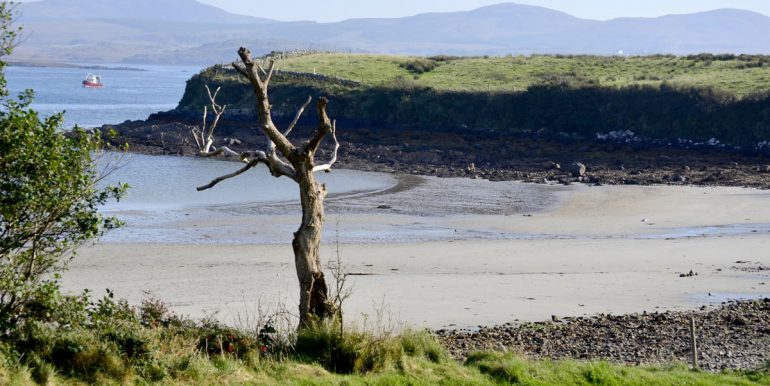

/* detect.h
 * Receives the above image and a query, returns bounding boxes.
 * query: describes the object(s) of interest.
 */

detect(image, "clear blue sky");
[194,0,770,22]
[14,0,770,22]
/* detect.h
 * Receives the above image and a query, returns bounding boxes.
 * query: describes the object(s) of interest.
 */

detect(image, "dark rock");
[543,161,560,170]
[568,162,586,177]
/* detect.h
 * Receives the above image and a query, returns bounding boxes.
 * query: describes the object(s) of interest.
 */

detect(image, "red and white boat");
[82,73,103,88]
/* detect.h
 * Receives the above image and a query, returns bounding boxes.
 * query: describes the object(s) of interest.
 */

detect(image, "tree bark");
[292,158,332,327]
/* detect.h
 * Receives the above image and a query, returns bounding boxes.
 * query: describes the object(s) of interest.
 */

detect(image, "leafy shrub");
[196,319,259,358]
[139,291,182,328]
[103,323,152,360]
[428,55,461,62]
[47,329,128,381]
[399,58,439,74]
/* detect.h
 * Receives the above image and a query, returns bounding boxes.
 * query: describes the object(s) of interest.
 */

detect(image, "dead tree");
[191,47,339,328]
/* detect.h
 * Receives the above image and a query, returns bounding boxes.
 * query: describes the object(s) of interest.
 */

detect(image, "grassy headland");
[196,53,770,96]
[172,53,770,152]
[269,53,770,96]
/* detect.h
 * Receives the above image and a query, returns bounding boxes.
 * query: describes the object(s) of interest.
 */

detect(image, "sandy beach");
[68,175,770,329]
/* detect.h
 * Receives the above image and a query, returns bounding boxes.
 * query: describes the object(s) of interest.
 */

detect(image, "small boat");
[82,73,103,88]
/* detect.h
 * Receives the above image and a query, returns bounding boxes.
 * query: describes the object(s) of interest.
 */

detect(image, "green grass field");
[268,53,770,97]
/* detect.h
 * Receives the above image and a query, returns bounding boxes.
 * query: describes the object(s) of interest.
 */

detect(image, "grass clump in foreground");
[466,352,770,386]
[0,293,768,385]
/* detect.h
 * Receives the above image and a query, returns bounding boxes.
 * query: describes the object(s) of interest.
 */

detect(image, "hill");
[169,53,770,152]
[8,1,770,65]
[254,52,770,96]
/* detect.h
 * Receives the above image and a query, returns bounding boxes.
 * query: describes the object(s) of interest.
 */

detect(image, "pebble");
[435,300,770,371]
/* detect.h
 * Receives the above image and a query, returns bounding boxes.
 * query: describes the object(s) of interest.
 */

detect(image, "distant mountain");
[17,0,272,23]
[591,9,770,54]
[8,1,770,65]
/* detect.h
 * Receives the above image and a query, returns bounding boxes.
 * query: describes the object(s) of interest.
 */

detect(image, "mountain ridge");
[17,0,273,24]
[8,1,770,65]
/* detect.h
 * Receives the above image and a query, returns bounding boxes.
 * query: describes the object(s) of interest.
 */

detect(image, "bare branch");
[236,47,265,89]
[204,85,226,141]
[232,61,249,79]
[285,96,312,137]
[264,59,276,87]
[197,159,261,191]
[201,105,208,140]
[236,47,295,158]
[191,127,203,149]
[313,120,339,173]
[198,146,241,158]
[305,97,333,153]
[190,84,227,154]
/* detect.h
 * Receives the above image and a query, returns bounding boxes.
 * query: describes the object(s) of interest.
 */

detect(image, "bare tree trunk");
[193,48,340,329]
[293,162,332,327]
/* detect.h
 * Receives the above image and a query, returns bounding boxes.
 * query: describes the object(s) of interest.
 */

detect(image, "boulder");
[542,161,560,170]
[758,165,770,173]
[568,162,586,177]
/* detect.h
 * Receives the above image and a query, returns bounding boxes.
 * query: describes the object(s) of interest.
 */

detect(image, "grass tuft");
[399,330,447,363]
[293,320,403,374]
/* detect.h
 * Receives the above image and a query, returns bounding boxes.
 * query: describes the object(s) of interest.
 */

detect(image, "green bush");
[196,319,259,358]
[46,329,127,381]
[399,58,439,74]
[0,1,126,335]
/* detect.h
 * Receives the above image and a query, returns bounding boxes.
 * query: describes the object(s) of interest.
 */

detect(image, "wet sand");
[68,177,770,329]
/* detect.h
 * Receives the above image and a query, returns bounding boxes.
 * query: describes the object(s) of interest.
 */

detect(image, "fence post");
[690,316,699,369]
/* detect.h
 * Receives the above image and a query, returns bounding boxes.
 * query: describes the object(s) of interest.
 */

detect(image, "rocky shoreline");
[435,299,770,372]
[100,117,770,190]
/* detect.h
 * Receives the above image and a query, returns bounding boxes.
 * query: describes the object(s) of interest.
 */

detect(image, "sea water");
[97,152,399,244]
[4,65,402,243]
[99,152,397,212]
[5,64,199,128]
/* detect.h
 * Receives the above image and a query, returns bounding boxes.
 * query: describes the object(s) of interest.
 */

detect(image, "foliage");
[400,58,439,75]
[0,2,21,98]
[0,4,126,335]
